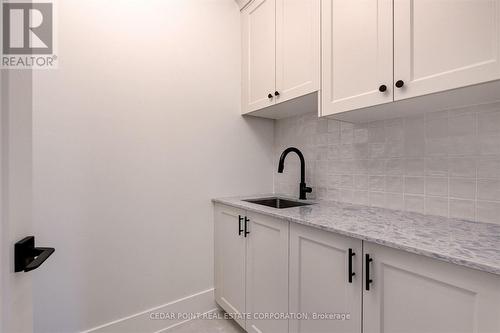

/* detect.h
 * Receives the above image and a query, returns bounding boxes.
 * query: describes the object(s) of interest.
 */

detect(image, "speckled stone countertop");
[213,194,500,276]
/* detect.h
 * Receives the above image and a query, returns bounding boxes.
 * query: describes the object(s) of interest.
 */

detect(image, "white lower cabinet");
[214,204,247,328]
[215,203,500,333]
[214,204,289,333]
[289,223,362,333]
[363,242,500,333]
[245,211,289,333]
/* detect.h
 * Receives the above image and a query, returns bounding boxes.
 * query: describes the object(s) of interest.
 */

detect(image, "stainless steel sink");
[244,197,313,209]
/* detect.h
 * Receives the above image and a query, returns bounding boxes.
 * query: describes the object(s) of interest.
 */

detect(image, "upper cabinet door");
[321,0,394,116]
[275,0,320,104]
[242,0,276,113]
[394,0,500,101]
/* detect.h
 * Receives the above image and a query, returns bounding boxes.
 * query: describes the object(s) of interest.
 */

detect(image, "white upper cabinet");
[322,0,500,120]
[394,0,500,101]
[275,0,320,104]
[242,0,320,116]
[242,0,276,113]
[321,0,394,116]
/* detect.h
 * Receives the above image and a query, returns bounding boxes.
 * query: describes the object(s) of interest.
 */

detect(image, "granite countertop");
[213,194,500,276]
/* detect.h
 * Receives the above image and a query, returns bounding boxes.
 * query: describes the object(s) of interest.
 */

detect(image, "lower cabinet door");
[214,204,246,329]
[245,211,289,333]
[289,223,362,333]
[363,242,500,333]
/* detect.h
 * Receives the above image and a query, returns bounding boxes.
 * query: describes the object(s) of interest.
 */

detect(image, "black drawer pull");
[348,248,356,283]
[238,215,244,236]
[365,254,373,291]
[244,217,250,237]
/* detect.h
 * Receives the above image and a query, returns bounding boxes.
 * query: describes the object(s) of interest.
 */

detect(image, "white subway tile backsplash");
[353,190,370,205]
[275,105,500,223]
[425,117,448,139]
[477,158,500,178]
[450,199,475,220]
[449,113,475,137]
[449,178,476,200]
[386,193,405,210]
[369,176,386,191]
[340,122,354,144]
[476,201,500,225]
[370,192,386,207]
[405,177,425,195]
[386,176,404,193]
[405,159,425,176]
[385,159,404,175]
[354,175,369,190]
[425,177,448,197]
[449,158,476,178]
[354,128,369,144]
[477,179,500,201]
[425,158,449,177]
[425,196,449,217]
[478,111,500,133]
[479,134,500,155]
[340,175,354,188]
[405,195,425,214]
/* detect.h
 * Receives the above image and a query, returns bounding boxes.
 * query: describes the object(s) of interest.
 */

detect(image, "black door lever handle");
[15,236,55,273]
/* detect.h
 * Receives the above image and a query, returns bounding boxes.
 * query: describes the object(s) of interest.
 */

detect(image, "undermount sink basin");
[244,197,313,209]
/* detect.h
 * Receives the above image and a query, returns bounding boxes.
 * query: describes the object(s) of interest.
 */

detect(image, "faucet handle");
[305,186,312,193]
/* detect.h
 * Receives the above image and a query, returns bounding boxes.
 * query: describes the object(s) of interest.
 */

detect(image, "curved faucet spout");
[277,147,312,200]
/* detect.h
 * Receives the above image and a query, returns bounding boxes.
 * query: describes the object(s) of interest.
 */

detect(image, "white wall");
[275,105,500,224]
[32,1,274,332]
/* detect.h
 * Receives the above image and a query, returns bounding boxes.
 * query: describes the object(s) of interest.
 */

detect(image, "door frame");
[0,12,36,327]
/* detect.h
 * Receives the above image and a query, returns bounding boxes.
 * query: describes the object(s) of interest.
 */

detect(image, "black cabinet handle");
[15,236,55,273]
[244,217,250,237]
[395,80,405,88]
[268,93,273,99]
[365,254,373,291]
[238,215,244,236]
[348,248,356,283]
[274,91,280,96]
[379,85,387,92]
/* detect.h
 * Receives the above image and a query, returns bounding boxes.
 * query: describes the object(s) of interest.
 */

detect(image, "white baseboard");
[82,288,216,333]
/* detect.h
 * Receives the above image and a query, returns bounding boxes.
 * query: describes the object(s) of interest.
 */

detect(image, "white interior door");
[245,211,288,333]
[241,0,276,113]
[289,223,362,333]
[394,0,500,100]
[275,0,320,104]
[0,69,35,333]
[321,0,393,116]
[363,242,500,333]
[214,204,247,329]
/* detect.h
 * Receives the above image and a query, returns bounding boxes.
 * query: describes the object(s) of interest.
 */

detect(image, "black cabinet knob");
[379,85,387,92]
[274,91,280,96]
[395,80,405,88]
[268,93,273,99]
